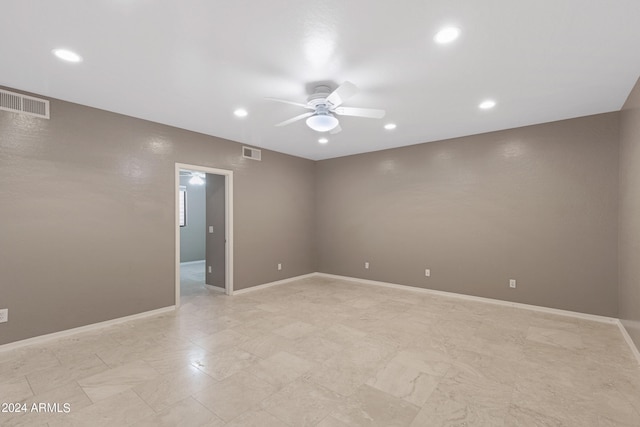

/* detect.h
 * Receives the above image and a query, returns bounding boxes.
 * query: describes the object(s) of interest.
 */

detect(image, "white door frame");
[175,163,234,307]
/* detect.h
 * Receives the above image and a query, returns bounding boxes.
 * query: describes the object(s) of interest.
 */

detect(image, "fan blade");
[275,112,315,127]
[329,124,342,135]
[333,106,386,119]
[326,81,358,108]
[264,97,314,109]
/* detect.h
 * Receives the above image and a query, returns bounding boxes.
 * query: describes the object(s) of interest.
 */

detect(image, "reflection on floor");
[1,275,640,426]
[181,260,206,297]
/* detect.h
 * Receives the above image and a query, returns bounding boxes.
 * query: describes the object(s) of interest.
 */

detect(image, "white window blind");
[179,186,187,227]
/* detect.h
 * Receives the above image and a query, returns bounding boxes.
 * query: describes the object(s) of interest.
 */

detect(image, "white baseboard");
[205,284,226,293]
[0,306,176,353]
[316,273,618,325]
[617,320,640,365]
[232,273,317,295]
[180,260,205,266]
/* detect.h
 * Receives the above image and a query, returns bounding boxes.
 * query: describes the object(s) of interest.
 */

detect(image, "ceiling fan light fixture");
[52,48,83,63]
[306,114,339,132]
[189,174,205,185]
[434,27,460,44]
[479,99,497,110]
[233,108,248,117]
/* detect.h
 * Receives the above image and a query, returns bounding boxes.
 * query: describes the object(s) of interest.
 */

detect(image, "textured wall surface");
[316,113,619,316]
[0,87,316,345]
[619,77,640,347]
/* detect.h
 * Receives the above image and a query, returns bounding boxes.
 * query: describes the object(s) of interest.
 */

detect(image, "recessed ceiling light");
[233,108,248,118]
[52,48,83,63]
[479,99,497,110]
[318,137,329,144]
[434,27,460,44]
[384,123,397,130]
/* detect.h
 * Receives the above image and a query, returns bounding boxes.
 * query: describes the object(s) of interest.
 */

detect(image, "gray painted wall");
[179,175,206,262]
[316,113,620,317]
[0,83,631,346]
[0,87,316,345]
[205,174,226,288]
[620,77,640,348]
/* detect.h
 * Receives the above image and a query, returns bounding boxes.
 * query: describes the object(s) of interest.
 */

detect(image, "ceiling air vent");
[0,89,50,119]
[242,146,261,161]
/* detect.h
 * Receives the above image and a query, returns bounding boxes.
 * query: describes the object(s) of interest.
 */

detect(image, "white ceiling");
[1,1,639,160]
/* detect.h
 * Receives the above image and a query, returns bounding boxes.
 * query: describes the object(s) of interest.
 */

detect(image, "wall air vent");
[242,146,262,161]
[0,89,50,119]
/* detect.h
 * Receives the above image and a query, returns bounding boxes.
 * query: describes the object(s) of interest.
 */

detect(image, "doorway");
[175,163,234,307]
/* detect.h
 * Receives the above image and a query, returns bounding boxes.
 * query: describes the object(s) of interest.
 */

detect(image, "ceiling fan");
[180,170,205,185]
[266,81,385,134]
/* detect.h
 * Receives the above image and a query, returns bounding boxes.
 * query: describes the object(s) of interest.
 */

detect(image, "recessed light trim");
[318,137,329,144]
[384,123,397,130]
[434,27,460,44]
[233,108,248,118]
[52,48,82,63]
[479,99,497,110]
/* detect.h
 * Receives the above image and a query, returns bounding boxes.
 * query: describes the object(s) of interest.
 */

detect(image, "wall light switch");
[425,269,431,277]
[209,226,214,233]
[208,266,212,273]
[277,263,282,271]
[0,309,8,323]
[365,262,370,269]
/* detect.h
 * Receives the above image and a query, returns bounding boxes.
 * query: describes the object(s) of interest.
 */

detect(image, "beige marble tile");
[10,382,94,427]
[411,385,507,427]
[133,365,217,412]
[305,334,397,398]
[77,360,159,402]
[26,354,108,395]
[526,326,585,350]
[366,360,440,406]
[0,376,33,403]
[238,333,295,359]
[248,351,315,388]
[511,376,597,425]
[142,345,210,374]
[2,276,640,426]
[316,415,352,427]
[591,386,640,426]
[504,404,566,427]
[0,348,60,381]
[272,321,318,339]
[224,408,288,427]
[48,389,155,427]
[193,329,251,354]
[393,349,451,376]
[191,347,259,381]
[261,378,342,427]
[316,324,369,347]
[136,396,221,427]
[289,335,344,364]
[330,384,420,426]
[194,370,277,421]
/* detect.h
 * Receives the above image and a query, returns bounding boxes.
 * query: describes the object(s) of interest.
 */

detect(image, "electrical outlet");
[509,279,516,288]
[425,269,431,277]
[364,262,369,269]
[277,263,282,271]
[0,309,8,323]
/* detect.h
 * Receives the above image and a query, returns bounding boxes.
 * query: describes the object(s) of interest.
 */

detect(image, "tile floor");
[1,273,640,426]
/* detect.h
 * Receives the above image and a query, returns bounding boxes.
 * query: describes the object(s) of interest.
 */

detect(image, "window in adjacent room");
[179,185,187,227]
